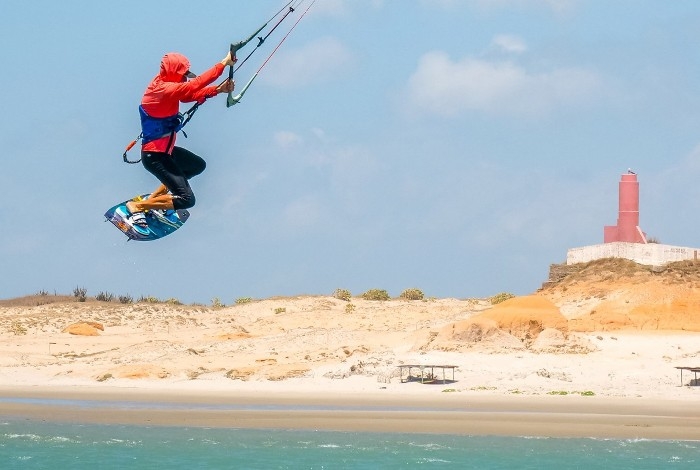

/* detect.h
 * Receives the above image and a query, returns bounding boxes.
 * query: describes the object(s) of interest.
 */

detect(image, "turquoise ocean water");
[1,418,699,469]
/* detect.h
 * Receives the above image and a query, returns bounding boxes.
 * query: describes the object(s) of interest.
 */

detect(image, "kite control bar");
[226,1,301,107]
[231,23,267,56]
[225,22,267,104]
[227,0,316,106]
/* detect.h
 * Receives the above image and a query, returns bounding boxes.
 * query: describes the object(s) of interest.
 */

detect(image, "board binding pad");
[105,194,189,241]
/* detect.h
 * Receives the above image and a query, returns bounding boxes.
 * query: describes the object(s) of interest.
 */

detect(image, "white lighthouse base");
[567,242,700,267]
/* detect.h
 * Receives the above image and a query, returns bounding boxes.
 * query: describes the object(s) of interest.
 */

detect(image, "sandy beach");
[1,386,700,439]
[2,259,700,439]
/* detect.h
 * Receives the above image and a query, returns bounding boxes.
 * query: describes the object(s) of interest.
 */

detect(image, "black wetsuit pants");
[141,147,206,210]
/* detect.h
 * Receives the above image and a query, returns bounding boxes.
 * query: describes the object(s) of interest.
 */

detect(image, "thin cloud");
[274,130,304,148]
[402,50,603,117]
[307,0,348,16]
[492,34,527,54]
[421,0,578,15]
[485,0,578,14]
[311,0,385,16]
[282,195,322,232]
[263,36,354,88]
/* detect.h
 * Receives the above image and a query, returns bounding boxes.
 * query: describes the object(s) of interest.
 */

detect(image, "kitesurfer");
[125,51,237,229]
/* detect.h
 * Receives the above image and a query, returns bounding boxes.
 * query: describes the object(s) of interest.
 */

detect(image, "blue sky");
[3,0,700,304]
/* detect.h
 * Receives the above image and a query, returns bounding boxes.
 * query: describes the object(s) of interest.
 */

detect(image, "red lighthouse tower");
[604,171,647,244]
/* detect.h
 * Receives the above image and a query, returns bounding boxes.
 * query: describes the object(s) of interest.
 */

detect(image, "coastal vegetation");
[361,289,390,301]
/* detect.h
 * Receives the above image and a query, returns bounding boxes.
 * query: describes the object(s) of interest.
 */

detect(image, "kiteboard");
[104,194,189,241]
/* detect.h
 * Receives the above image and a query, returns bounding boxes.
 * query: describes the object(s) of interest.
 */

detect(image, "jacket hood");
[159,53,191,82]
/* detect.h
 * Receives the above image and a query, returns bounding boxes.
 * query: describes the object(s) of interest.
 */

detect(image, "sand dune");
[0,285,699,401]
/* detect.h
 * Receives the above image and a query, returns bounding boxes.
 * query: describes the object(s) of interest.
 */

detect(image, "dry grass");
[543,257,700,291]
[0,294,76,307]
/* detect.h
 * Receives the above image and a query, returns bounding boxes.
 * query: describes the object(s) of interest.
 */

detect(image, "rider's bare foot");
[126,201,139,214]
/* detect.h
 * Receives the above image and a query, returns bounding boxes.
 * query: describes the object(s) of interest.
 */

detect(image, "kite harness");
[122,0,314,164]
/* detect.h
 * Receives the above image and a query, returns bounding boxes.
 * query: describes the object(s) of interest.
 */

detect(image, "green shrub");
[118,294,133,304]
[274,307,286,314]
[212,297,225,308]
[489,292,515,305]
[399,288,424,300]
[235,297,253,305]
[345,303,356,314]
[333,288,352,301]
[361,289,390,301]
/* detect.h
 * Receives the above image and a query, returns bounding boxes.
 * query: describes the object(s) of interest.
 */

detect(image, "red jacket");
[141,52,225,154]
